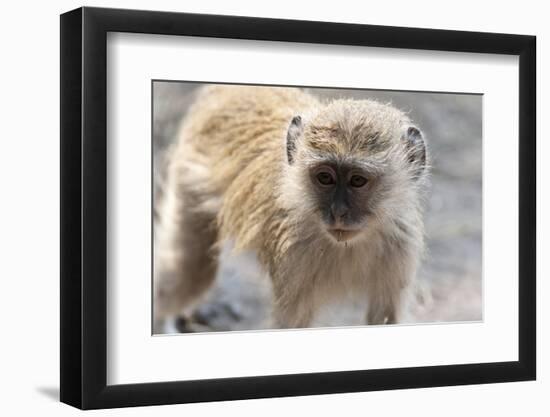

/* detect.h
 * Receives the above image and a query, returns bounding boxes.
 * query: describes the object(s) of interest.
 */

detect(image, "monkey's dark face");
[309,160,375,242]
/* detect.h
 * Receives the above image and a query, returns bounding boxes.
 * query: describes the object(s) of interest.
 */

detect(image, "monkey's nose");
[330,203,349,221]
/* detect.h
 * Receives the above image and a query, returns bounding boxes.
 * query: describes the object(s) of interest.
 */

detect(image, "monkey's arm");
[365,247,417,325]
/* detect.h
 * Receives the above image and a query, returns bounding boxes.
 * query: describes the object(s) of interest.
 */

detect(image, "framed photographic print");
[60,6,536,409]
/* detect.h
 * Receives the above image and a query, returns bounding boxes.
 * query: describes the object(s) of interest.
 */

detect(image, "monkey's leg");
[154,185,220,322]
[271,281,317,329]
[366,291,402,325]
[365,247,417,325]
[365,272,410,325]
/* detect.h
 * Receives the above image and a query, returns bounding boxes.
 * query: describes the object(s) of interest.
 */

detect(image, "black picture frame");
[60,6,536,410]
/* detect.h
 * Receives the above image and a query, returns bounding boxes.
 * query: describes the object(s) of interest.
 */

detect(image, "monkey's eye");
[316,171,335,186]
[349,175,368,188]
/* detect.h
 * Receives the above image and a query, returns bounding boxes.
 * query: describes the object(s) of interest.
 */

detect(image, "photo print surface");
[152,82,482,334]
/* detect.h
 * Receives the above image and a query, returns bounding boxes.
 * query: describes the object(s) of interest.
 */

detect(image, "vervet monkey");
[154,85,429,329]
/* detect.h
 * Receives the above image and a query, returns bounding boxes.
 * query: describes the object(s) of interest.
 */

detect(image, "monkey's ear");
[286,115,303,164]
[402,126,427,175]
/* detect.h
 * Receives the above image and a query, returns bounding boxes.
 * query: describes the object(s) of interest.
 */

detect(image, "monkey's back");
[172,85,318,257]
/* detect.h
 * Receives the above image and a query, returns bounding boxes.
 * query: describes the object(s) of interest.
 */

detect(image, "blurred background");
[153,82,482,333]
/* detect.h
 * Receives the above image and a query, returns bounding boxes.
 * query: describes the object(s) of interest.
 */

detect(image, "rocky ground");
[153,82,483,333]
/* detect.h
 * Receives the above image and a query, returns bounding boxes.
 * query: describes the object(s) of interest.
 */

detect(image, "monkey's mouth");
[327,228,361,242]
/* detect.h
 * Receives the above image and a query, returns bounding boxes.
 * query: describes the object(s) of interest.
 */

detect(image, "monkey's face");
[308,160,374,242]
[283,100,428,244]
